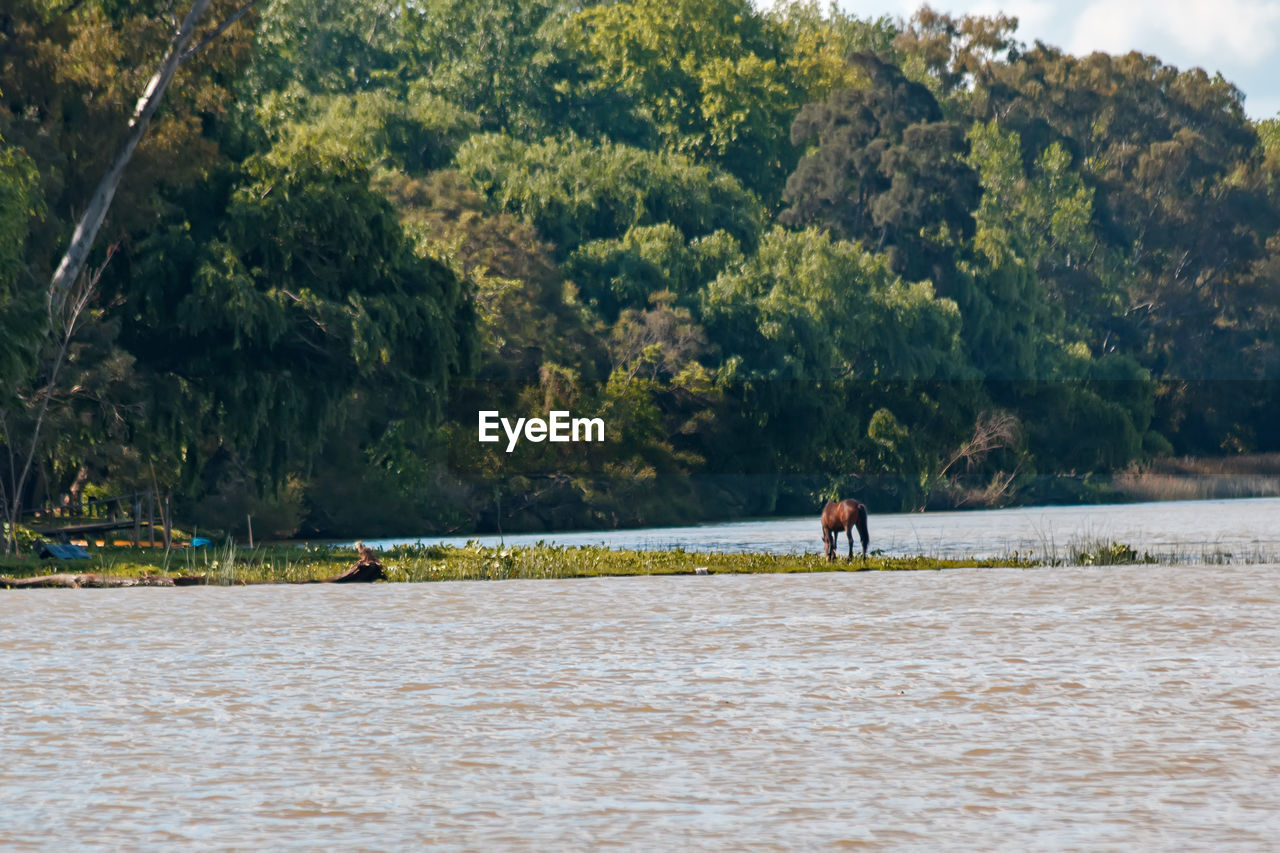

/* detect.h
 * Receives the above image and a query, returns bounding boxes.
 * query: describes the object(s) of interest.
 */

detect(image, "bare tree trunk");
[49,0,215,297]
[49,0,262,297]
[63,464,90,514]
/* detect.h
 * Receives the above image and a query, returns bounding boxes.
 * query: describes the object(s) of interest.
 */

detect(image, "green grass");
[4,535,1276,586]
[1,540,1033,584]
[378,542,1036,581]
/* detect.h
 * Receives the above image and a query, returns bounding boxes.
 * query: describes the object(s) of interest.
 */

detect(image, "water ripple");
[1,566,1278,848]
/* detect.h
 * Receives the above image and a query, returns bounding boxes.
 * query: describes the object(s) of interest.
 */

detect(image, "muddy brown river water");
[2,558,1278,848]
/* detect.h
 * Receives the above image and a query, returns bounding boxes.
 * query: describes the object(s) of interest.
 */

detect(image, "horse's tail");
[855,504,869,555]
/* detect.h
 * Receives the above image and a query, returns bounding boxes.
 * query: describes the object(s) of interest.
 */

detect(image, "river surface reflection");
[367,496,1280,560]
[3,563,1279,848]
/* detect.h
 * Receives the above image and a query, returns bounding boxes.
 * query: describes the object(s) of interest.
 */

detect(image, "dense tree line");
[2,0,1278,543]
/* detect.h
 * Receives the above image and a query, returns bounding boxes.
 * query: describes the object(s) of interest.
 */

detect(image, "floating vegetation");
[2,540,1033,585]
[1065,540,1155,566]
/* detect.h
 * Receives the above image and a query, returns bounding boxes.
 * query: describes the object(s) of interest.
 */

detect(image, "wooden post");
[133,495,141,546]
[247,514,254,549]
[163,493,172,550]
[147,490,156,548]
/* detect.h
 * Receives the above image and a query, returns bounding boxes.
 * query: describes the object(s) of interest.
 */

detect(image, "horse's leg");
[845,522,854,561]
[860,504,870,558]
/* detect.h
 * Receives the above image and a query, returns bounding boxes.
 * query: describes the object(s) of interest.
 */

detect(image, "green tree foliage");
[1259,116,1280,192]
[892,6,1020,109]
[781,54,979,293]
[608,292,710,382]
[253,83,480,174]
[0,137,37,285]
[1,0,259,544]
[564,225,744,320]
[404,0,590,136]
[704,227,965,382]
[568,0,863,201]
[0,0,256,275]
[380,168,597,382]
[963,121,1099,377]
[6,1,1280,536]
[456,134,764,257]
[975,46,1273,375]
[966,44,1279,453]
[0,137,41,380]
[105,144,475,486]
[959,121,1158,469]
[768,1,899,66]
[699,226,975,506]
[244,0,410,95]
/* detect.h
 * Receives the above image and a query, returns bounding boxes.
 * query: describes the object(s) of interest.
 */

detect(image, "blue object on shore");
[190,537,211,548]
[38,543,91,560]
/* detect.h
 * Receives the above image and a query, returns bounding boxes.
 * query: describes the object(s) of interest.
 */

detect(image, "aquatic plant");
[1066,540,1154,566]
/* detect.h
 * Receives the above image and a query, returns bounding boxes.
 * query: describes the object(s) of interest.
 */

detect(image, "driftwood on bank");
[1,564,386,587]
[0,573,176,589]
[2,539,387,588]
[1,563,386,589]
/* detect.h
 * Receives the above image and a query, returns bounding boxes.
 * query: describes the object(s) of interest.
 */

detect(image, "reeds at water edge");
[1111,454,1280,503]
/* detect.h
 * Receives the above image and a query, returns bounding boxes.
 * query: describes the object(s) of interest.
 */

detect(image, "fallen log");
[0,573,175,589]
[0,566,385,587]
[2,548,387,587]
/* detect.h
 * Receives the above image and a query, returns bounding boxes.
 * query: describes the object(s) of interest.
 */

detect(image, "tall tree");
[455,133,764,259]
[104,143,477,490]
[1,0,259,548]
[976,46,1272,376]
[568,0,854,202]
[699,226,974,508]
[781,53,978,296]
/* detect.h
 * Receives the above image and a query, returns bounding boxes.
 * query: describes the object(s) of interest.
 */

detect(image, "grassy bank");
[1,541,1035,585]
[1109,453,1280,503]
[8,531,1277,587]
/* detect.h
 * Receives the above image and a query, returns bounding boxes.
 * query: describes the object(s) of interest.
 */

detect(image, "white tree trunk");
[48,0,215,295]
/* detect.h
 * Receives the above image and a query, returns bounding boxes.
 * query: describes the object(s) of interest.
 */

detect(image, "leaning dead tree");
[49,0,261,297]
[939,411,1020,480]
[2,1,261,555]
[925,410,1021,510]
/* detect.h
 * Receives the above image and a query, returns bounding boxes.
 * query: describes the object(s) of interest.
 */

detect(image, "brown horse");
[821,498,869,561]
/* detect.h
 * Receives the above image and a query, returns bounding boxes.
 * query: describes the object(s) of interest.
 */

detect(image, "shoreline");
[2,542,1035,588]
[9,492,1280,585]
